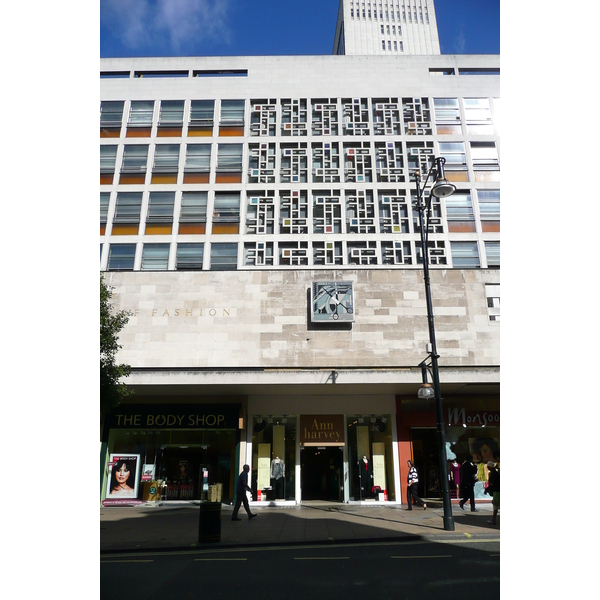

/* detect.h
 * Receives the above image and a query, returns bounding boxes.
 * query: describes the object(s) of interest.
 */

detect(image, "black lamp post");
[413,156,456,532]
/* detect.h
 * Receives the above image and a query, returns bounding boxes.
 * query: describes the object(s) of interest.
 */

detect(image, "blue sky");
[100,0,500,58]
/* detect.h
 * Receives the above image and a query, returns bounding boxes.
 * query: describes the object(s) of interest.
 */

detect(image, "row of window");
[101,239,499,271]
[101,188,500,237]
[349,1,430,24]
[101,140,500,186]
[100,97,497,138]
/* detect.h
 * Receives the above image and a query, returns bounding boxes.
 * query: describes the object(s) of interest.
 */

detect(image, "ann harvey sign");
[108,404,240,430]
[300,414,345,446]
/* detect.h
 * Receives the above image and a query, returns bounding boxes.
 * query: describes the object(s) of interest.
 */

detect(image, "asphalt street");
[101,538,500,600]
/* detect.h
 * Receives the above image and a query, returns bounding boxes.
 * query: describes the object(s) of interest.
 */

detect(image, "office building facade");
[100,2,499,507]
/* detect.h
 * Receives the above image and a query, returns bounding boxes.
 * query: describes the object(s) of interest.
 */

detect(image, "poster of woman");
[108,455,140,498]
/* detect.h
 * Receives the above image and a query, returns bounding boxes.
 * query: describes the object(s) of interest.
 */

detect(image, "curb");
[100,530,500,555]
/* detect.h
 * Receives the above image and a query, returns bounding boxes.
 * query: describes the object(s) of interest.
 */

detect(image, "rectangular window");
[141,243,170,270]
[151,144,180,184]
[219,100,245,136]
[470,142,500,182]
[478,190,500,232]
[189,100,214,136]
[433,98,461,134]
[107,244,136,271]
[210,243,238,271]
[146,192,175,234]
[176,243,204,270]
[451,241,480,268]
[100,193,110,235]
[100,101,124,138]
[112,192,142,235]
[179,191,208,235]
[127,101,154,137]
[438,142,468,182]
[100,145,117,184]
[445,191,475,232]
[464,98,493,134]
[183,144,211,183]
[157,100,184,136]
[486,284,500,321]
[119,145,148,184]
[213,192,240,234]
[216,144,243,183]
[485,242,500,267]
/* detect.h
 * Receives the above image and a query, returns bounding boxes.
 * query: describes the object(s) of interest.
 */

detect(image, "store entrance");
[301,446,343,501]
[158,445,202,500]
[411,428,441,500]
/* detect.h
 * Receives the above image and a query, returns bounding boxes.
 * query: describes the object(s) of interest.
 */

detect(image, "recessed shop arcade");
[247,398,400,505]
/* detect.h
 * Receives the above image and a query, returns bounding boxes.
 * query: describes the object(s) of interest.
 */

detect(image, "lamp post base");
[442,514,455,532]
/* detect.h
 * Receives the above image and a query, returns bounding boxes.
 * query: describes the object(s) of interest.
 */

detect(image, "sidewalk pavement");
[100,500,499,553]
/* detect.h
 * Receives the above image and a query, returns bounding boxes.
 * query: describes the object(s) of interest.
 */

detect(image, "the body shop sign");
[300,414,345,446]
[108,404,240,430]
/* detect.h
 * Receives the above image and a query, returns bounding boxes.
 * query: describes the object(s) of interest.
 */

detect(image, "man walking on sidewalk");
[232,464,257,521]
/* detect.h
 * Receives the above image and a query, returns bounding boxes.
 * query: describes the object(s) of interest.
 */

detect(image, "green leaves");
[100,274,133,416]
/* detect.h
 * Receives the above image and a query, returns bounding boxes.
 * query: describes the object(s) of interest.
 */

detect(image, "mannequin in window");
[358,456,371,499]
[449,458,461,498]
[270,456,285,499]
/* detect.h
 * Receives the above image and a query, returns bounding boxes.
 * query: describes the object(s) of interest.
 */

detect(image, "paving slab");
[100,501,499,553]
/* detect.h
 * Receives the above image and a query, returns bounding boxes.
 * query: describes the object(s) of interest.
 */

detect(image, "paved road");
[101,538,500,600]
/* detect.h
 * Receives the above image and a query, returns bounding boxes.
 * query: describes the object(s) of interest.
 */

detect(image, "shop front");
[396,394,500,504]
[247,398,400,505]
[101,403,241,506]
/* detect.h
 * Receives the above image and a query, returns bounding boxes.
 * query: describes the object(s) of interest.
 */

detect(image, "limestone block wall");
[105,268,499,369]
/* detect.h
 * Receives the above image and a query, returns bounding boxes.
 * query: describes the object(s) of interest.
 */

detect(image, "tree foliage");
[100,274,132,416]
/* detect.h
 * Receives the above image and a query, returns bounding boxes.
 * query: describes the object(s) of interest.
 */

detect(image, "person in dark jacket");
[231,464,257,521]
[486,460,500,525]
[459,457,478,511]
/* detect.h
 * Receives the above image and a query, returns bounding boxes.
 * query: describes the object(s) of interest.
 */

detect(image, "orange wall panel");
[119,174,146,185]
[448,221,476,233]
[215,173,242,184]
[218,126,244,137]
[100,128,121,138]
[481,221,500,233]
[100,173,114,185]
[187,127,213,137]
[447,172,469,182]
[157,127,182,137]
[183,173,210,184]
[151,174,178,184]
[178,223,206,234]
[211,223,239,234]
[126,127,152,137]
[111,224,140,235]
[144,223,173,235]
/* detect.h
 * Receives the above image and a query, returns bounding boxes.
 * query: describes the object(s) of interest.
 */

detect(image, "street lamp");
[413,156,456,532]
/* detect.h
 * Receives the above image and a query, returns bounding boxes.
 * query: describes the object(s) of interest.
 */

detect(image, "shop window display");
[346,415,395,501]
[251,416,296,501]
[445,429,500,500]
[104,426,237,503]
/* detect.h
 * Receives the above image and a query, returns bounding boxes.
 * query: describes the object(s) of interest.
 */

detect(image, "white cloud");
[101,0,232,54]
[453,30,466,54]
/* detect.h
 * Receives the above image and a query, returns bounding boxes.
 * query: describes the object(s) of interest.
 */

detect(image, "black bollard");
[198,502,221,543]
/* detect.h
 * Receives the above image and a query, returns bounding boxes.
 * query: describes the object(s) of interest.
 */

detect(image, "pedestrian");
[458,456,478,511]
[406,460,426,510]
[486,460,500,525]
[231,464,257,521]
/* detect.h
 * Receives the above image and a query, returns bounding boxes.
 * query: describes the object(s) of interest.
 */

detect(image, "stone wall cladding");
[106,269,499,370]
